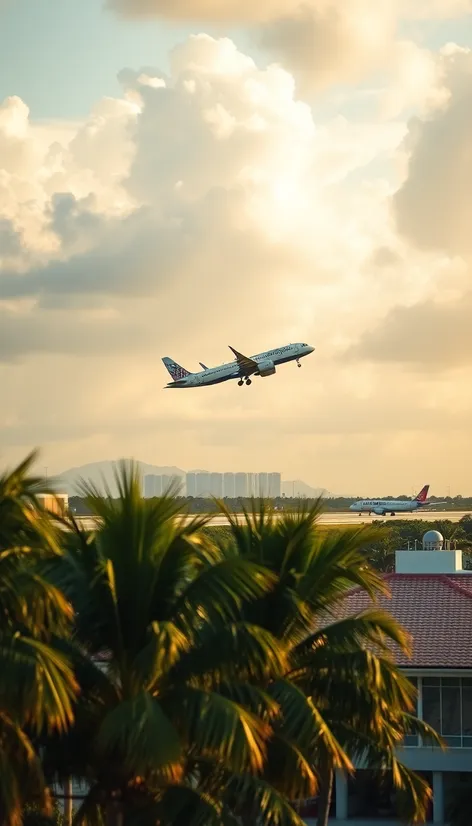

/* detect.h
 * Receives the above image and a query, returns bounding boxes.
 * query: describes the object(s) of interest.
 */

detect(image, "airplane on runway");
[349,485,447,517]
[162,342,315,388]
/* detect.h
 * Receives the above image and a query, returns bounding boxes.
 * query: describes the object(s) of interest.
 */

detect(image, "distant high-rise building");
[161,474,180,495]
[210,473,223,498]
[247,473,256,497]
[186,473,196,497]
[144,474,162,498]
[196,472,211,497]
[258,473,269,497]
[235,473,248,498]
[223,473,235,498]
[166,469,280,499]
[144,475,153,498]
[268,473,281,498]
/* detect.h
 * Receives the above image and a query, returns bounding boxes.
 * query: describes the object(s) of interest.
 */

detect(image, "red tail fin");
[415,484,429,503]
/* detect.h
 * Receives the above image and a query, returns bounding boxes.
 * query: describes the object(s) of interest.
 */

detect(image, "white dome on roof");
[423,530,444,550]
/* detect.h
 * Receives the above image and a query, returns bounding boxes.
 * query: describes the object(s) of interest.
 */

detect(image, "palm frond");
[295,609,412,659]
[96,692,182,775]
[133,620,189,690]
[391,760,432,825]
[0,712,49,826]
[0,633,77,733]
[173,558,278,637]
[154,784,230,826]
[171,622,287,686]
[170,686,271,774]
[268,679,352,771]
[226,773,308,826]
[264,734,317,800]
[401,713,444,749]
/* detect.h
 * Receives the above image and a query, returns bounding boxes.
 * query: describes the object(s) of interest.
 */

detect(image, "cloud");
[259,0,396,94]
[349,44,472,378]
[0,305,153,362]
[393,47,472,257]
[0,36,318,357]
[105,0,471,98]
[351,292,472,370]
[3,32,472,493]
[0,219,23,260]
[107,0,472,21]
[107,0,300,21]
[403,0,472,17]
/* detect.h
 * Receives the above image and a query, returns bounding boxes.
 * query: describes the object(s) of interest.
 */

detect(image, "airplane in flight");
[162,342,314,388]
[349,485,447,516]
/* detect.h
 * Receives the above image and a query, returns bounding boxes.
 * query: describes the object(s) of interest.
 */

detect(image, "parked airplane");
[162,343,315,388]
[349,485,446,516]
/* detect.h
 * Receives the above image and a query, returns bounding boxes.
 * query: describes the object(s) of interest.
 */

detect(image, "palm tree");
[44,462,307,826]
[0,452,78,826]
[215,499,439,826]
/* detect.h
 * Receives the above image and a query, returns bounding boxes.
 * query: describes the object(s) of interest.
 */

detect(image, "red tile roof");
[339,574,472,669]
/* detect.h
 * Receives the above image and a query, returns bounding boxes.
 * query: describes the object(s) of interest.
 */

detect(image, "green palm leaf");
[0,712,50,826]
[226,773,308,826]
[0,633,77,733]
[169,686,271,773]
[96,692,182,774]
[170,622,287,686]
[174,558,278,637]
[268,679,351,770]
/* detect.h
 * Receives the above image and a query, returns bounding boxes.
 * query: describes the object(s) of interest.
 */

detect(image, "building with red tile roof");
[310,530,472,826]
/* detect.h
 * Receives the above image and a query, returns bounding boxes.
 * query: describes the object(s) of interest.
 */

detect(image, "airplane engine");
[373,508,385,516]
[256,359,276,377]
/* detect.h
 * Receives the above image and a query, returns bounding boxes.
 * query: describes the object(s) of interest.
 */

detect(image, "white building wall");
[396,549,464,574]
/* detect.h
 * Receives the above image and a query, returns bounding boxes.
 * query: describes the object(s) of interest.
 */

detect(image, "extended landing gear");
[296,359,301,368]
[238,378,252,387]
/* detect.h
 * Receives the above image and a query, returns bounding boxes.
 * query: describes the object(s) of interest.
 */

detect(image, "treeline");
[69,494,472,515]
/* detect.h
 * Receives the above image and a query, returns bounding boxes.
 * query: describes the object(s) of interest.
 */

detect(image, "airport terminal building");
[303,530,472,826]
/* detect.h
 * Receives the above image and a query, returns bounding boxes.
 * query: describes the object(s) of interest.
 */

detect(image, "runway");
[72,510,471,532]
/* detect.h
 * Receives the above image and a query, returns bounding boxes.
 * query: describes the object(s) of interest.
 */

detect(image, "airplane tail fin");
[415,484,429,503]
[162,357,192,381]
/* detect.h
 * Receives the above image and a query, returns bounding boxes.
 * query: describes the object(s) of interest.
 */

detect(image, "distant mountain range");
[281,480,333,498]
[55,460,333,498]
[57,461,185,496]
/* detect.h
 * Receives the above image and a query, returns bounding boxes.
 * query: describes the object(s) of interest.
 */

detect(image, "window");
[404,677,419,747]
[410,676,472,749]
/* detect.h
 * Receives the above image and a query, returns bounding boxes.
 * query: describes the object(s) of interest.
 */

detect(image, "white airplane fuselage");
[163,343,314,388]
[350,499,425,515]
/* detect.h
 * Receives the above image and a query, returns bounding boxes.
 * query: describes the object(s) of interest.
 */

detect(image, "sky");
[1,0,472,495]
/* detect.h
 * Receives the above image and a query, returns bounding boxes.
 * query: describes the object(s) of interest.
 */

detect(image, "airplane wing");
[199,362,208,370]
[228,346,258,375]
